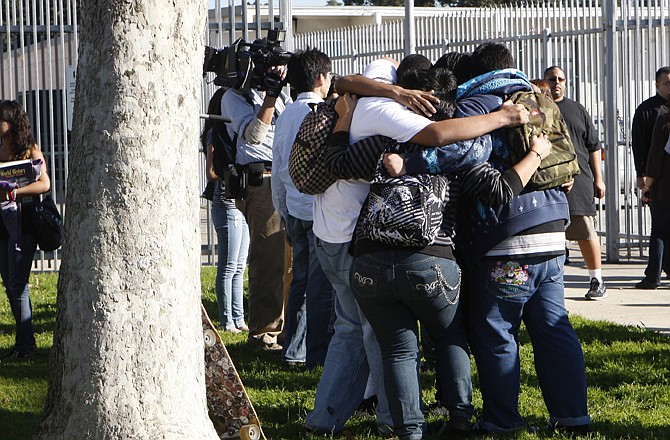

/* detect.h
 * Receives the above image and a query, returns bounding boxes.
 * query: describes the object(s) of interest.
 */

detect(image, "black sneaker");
[585,278,607,300]
[635,279,659,290]
[0,348,35,363]
[547,422,592,438]
[445,415,472,436]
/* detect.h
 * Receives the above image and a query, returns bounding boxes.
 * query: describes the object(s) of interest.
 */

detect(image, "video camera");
[203,29,291,94]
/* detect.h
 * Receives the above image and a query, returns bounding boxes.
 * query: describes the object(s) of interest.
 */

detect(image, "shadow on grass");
[0,409,42,440]
[1,267,666,440]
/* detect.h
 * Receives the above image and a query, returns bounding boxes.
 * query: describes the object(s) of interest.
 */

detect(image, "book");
[0,159,38,189]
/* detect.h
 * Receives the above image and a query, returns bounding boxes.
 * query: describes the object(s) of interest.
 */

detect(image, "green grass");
[1,268,669,439]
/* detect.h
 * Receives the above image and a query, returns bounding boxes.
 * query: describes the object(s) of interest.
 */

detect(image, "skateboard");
[202,304,266,440]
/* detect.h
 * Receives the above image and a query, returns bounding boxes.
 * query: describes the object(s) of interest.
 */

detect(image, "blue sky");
[208,0,330,8]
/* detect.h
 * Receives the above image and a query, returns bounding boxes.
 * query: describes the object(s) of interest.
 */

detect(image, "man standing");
[631,67,670,190]
[271,48,334,368]
[221,65,291,351]
[631,67,670,289]
[545,66,607,300]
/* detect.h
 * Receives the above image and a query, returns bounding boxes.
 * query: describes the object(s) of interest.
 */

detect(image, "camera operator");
[220,63,292,352]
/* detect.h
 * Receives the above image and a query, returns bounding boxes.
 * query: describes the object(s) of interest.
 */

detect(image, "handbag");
[32,195,64,251]
[357,159,449,247]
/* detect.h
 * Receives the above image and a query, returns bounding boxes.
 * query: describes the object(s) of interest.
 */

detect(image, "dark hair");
[287,48,331,94]
[433,51,472,84]
[470,42,515,78]
[399,68,457,121]
[200,88,227,151]
[656,66,670,81]
[0,100,36,160]
[530,79,552,97]
[396,54,432,85]
[543,65,564,78]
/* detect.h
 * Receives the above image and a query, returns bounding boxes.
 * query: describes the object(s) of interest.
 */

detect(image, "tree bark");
[34,1,218,438]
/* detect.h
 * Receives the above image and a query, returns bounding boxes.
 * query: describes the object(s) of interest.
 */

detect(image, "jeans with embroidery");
[350,251,473,440]
[467,254,590,432]
[305,239,392,435]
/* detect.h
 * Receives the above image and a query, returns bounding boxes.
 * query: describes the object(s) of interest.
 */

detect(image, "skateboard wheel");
[203,329,217,348]
[239,424,260,440]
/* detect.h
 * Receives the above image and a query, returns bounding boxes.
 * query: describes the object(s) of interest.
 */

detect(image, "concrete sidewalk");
[562,248,670,335]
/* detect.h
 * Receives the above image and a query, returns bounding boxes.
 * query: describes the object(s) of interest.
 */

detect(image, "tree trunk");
[34,1,218,438]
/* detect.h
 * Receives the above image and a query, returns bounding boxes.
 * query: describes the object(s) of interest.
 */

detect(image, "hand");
[561,179,574,193]
[594,178,606,199]
[393,88,439,118]
[500,100,530,127]
[529,133,552,160]
[264,65,287,98]
[383,153,406,177]
[636,176,647,190]
[335,93,357,118]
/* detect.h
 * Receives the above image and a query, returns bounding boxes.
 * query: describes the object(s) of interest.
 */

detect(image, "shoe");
[635,279,659,290]
[224,327,242,334]
[259,342,282,352]
[282,360,305,370]
[0,347,35,363]
[546,422,592,438]
[446,415,472,435]
[236,323,249,332]
[377,424,395,439]
[585,278,607,300]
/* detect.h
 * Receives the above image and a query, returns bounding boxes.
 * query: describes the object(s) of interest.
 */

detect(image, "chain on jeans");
[415,264,461,305]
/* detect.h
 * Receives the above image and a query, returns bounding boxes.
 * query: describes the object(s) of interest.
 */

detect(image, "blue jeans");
[212,204,250,330]
[467,255,590,432]
[0,234,37,353]
[305,239,392,434]
[644,200,670,284]
[351,251,473,440]
[282,215,334,367]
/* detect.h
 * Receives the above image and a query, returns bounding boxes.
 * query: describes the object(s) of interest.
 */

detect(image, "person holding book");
[0,99,51,363]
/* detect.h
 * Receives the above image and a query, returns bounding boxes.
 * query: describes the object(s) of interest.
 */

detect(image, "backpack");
[356,156,449,247]
[288,99,339,195]
[505,90,580,191]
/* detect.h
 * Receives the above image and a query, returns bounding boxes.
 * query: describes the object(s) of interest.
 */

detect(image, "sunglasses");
[547,76,566,83]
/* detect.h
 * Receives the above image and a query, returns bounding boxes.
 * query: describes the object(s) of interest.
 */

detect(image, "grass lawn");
[0,268,669,439]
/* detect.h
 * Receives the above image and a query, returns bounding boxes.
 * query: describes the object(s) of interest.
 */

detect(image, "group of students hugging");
[207,39,590,440]
[205,40,593,439]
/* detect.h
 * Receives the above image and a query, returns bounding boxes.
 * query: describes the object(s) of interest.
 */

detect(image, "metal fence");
[0,0,77,271]
[1,1,669,270]
[294,0,670,262]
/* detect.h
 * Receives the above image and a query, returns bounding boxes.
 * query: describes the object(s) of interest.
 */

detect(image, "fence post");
[542,28,551,69]
[603,0,620,262]
[404,0,415,56]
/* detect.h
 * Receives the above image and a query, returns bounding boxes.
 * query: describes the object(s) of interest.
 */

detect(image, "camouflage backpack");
[288,99,339,195]
[505,90,580,191]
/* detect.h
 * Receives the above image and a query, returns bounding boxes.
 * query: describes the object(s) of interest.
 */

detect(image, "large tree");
[33,1,218,438]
